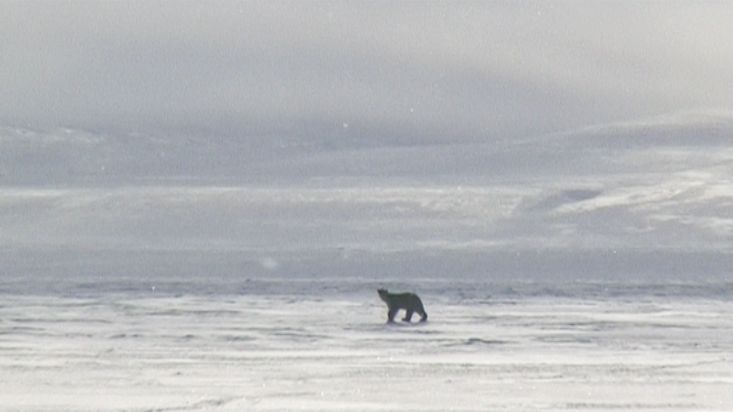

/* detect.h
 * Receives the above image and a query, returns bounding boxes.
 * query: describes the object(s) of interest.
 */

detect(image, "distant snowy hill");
[1,111,731,282]
[2,110,731,183]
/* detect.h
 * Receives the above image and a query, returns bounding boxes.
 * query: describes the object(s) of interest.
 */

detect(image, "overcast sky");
[2,1,732,143]
[1,1,732,281]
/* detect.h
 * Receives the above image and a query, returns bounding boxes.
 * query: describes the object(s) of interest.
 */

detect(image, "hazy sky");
[1,2,732,281]
[2,1,732,142]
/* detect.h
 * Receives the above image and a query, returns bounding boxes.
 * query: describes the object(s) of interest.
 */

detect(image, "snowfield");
[1,285,730,412]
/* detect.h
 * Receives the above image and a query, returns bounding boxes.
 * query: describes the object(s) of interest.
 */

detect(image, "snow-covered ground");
[1,284,731,412]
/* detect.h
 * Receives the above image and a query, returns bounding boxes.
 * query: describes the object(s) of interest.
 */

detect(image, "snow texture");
[0,284,731,411]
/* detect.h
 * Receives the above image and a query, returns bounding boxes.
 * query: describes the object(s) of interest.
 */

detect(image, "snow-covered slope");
[2,111,732,182]
[1,111,731,282]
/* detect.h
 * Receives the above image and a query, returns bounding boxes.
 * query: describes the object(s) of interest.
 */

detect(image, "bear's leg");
[419,311,428,322]
[402,310,414,322]
[387,308,398,323]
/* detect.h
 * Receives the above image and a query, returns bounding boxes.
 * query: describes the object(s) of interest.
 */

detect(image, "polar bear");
[377,288,428,323]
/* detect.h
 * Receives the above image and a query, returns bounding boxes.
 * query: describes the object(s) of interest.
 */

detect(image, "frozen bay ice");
[0,289,731,411]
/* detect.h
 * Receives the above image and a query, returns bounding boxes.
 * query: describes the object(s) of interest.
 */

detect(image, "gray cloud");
[1,1,732,142]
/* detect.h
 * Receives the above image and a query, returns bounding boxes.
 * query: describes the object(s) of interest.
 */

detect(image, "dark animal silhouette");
[377,288,428,323]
